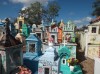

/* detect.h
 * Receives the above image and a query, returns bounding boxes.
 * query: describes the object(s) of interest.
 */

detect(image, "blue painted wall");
[23,33,42,74]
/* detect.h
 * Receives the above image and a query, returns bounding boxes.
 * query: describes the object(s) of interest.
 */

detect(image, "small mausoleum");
[60,43,77,58]
[0,18,23,74]
[22,24,30,38]
[58,45,82,74]
[58,46,71,74]
[31,21,45,42]
[61,33,77,58]
[38,37,59,74]
[17,16,24,29]
[23,33,42,74]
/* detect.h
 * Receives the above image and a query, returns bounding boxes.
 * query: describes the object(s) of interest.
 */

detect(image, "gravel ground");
[77,49,94,74]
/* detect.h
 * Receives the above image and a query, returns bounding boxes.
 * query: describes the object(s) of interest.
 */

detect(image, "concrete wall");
[88,45,99,59]
[80,32,86,51]
[88,34,100,44]
[6,45,23,74]
[94,58,100,74]
[0,44,23,74]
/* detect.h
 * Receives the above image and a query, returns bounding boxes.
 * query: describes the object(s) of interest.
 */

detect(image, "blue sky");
[0,0,95,27]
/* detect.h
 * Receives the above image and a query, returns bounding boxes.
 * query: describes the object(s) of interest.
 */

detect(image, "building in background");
[80,16,100,59]
[17,16,24,29]
[22,24,30,38]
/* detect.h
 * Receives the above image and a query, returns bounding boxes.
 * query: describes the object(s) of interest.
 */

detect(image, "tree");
[20,1,60,25]
[43,1,60,22]
[92,0,100,17]
[20,2,43,25]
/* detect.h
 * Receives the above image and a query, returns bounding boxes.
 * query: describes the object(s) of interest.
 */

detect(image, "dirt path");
[77,49,94,74]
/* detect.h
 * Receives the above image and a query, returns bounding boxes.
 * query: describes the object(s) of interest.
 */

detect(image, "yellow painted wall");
[17,16,24,29]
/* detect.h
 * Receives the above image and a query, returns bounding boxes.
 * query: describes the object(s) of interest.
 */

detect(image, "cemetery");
[0,17,84,74]
[1,0,100,74]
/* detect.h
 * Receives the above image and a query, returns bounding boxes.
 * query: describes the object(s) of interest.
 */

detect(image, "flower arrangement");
[10,66,32,74]
[67,58,78,66]
[17,66,32,74]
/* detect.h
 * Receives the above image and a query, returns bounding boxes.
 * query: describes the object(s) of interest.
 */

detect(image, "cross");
[63,34,67,46]
[41,20,44,25]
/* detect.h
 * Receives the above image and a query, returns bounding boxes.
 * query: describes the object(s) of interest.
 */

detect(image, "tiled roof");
[26,33,39,41]
[90,16,100,24]
[51,24,57,29]
[35,28,42,32]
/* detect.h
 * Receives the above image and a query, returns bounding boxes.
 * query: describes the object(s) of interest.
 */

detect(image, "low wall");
[94,58,100,74]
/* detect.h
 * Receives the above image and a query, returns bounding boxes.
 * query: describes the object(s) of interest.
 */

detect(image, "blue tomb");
[23,33,42,74]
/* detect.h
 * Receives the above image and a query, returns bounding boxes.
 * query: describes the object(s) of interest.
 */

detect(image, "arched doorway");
[51,35,55,43]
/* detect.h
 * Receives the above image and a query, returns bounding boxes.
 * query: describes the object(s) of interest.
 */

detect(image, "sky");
[0,0,95,27]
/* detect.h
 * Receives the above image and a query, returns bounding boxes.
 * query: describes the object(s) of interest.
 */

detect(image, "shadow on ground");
[76,49,86,63]
[76,49,94,74]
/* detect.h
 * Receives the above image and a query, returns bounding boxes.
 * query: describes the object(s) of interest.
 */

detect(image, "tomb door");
[44,67,50,74]
[37,33,41,39]
[51,35,55,43]
[19,21,22,28]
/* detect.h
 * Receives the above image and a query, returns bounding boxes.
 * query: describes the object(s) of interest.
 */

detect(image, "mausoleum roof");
[26,33,39,41]
[39,42,58,61]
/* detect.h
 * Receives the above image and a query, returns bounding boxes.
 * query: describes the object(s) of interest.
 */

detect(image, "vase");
[68,63,70,66]
[70,65,74,72]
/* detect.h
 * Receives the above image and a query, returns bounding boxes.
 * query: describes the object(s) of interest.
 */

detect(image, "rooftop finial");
[41,20,44,24]
[52,19,54,23]
[67,21,70,27]
[61,19,63,23]
[51,19,55,25]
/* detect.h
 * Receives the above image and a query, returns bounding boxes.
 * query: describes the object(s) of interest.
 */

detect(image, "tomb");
[0,18,23,74]
[23,33,42,73]
[38,37,59,74]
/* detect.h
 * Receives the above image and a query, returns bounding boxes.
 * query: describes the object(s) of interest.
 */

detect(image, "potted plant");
[67,58,78,71]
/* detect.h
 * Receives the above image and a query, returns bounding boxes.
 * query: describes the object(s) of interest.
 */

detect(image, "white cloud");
[21,7,27,11]
[73,16,93,25]
[9,0,55,7]
[73,20,82,24]
[82,17,92,22]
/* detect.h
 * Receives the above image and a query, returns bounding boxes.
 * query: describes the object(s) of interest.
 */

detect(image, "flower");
[67,59,70,63]
[67,58,78,66]
[17,66,32,74]
[10,65,32,74]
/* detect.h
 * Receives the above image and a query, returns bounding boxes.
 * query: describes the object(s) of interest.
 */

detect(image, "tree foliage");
[92,0,100,17]
[20,1,60,25]
[44,1,60,22]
